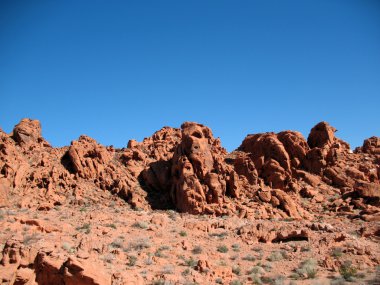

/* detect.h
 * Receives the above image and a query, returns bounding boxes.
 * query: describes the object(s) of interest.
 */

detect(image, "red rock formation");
[0,118,379,220]
[307,121,336,149]
[68,135,112,180]
[170,122,240,214]
[12,118,45,146]
[1,118,380,284]
[304,121,350,175]
[238,130,312,190]
[358,136,380,155]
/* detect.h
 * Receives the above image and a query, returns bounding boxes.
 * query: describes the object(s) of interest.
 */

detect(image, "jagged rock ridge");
[0,119,379,220]
[0,118,380,285]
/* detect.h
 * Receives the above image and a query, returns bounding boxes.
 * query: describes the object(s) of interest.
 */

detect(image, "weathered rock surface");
[0,117,379,284]
[358,136,380,155]
[1,118,379,219]
[170,122,239,215]
[11,118,46,146]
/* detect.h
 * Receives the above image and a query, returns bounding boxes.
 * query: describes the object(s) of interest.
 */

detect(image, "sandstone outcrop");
[358,136,380,155]
[0,118,379,219]
[11,118,46,146]
[170,122,239,215]
[0,118,379,284]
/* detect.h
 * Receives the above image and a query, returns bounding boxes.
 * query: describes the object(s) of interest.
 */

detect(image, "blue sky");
[1,0,379,151]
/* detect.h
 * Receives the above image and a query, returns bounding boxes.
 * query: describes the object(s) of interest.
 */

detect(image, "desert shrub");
[110,238,124,249]
[267,251,285,262]
[192,245,202,254]
[62,242,75,254]
[332,247,344,258]
[339,261,357,281]
[247,266,265,275]
[251,274,263,284]
[184,256,197,267]
[230,280,243,285]
[217,245,229,253]
[155,249,166,258]
[145,253,154,265]
[79,206,87,212]
[101,253,114,263]
[295,259,318,279]
[127,255,137,266]
[261,276,285,285]
[232,265,241,275]
[261,262,273,272]
[232,244,240,252]
[127,238,151,251]
[179,230,187,237]
[182,268,191,276]
[167,210,177,221]
[330,277,346,285]
[159,245,170,251]
[105,223,117,229]
[242,254,256,261]
[22,233,40,245]
[132,221,148,229]
[76,223,91,234]
[209,232,228,238]
[161,265,174,274]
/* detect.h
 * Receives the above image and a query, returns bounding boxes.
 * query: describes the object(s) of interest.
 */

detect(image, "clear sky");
[1,1,379,151]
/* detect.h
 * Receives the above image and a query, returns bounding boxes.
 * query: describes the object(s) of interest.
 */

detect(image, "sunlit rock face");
[238,130,310,190]
[171,122,240,214]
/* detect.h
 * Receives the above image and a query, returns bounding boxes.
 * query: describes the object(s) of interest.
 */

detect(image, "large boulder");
[354,181,380,199]
[238,131,309,189]
[361,136,380,155]
[307,121,336,149]
[12,118,44,146]
[170,122,240,214]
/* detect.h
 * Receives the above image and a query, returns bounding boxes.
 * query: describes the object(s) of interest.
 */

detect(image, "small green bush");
[76,223,91,234]
[267,251,284,262]
[127,255,137,266]
[105,223,117,229]
[332,247,344,258]
[232,244,240,252]
[232,265,241,275]
[184,256,197,267]
[242,254,256,261]
[132,221,148,229]
[296,259,318,279]
[217,245,229,253]
[192,245,203,254]
[339,261,357,281]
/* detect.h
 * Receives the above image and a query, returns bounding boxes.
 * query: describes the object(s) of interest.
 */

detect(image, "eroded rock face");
[171,122,239,214]
[360,136,380,155]
[0,118,379,220]
[354,181,380,199]
[238,131,309,189]
[12,118,46,146]
[68,135,112,180]
[307,121,336,149]
[1,118,380,284]
[0,241,111,285]
[304,121,351,175]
